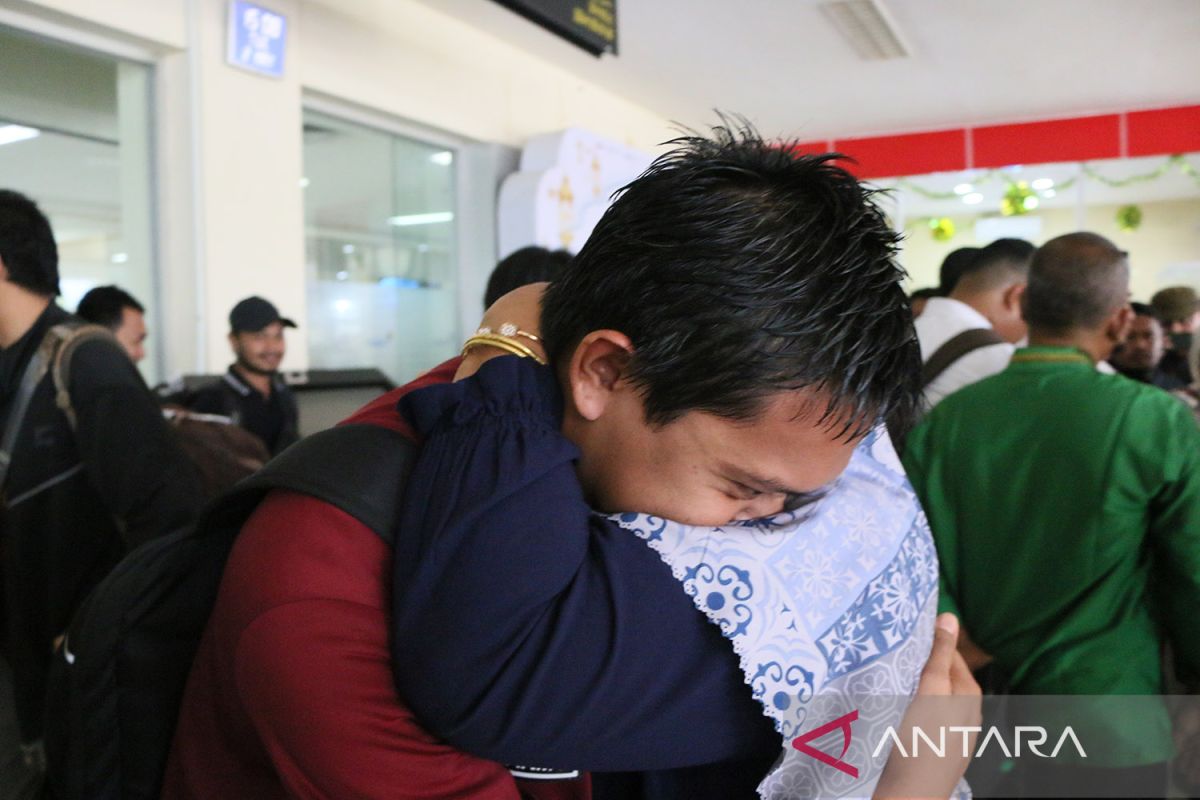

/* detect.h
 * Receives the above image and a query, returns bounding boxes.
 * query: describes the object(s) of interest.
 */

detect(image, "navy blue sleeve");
[391,356,779,772]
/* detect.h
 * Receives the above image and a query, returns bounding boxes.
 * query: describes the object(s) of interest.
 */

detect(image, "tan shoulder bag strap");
[47,323,121,431]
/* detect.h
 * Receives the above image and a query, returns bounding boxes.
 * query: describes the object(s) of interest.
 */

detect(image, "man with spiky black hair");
[521,128,921,524]
[169,124,975,800]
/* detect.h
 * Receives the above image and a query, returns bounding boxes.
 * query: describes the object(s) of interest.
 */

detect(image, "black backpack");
[42,423,417,800]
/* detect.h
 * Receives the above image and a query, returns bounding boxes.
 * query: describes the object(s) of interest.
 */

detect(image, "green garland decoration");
[878,154,1200,200]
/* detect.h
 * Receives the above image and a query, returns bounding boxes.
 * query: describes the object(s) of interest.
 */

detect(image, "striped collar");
[1010,346,1093,367]
[222,368,253,396]
[225,366,288,397]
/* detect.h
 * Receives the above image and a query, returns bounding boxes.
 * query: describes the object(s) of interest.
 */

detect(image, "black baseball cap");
[229,296,297,333]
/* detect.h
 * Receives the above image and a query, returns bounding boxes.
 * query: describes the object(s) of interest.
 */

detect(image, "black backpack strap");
[0,343,49,490]
[226,423,418,545]
[921,328,1006,389]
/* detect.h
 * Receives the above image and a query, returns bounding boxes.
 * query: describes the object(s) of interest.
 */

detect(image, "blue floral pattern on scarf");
[610,428,955,799]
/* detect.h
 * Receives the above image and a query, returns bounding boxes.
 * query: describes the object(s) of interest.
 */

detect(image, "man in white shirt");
[915,238,1033,408]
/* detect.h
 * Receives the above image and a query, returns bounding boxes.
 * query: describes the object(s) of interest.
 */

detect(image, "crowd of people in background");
[906,235,1200,796]
[910,243,1200,417]
[1,123,1199,800]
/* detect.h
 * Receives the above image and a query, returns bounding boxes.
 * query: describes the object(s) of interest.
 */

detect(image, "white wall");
[3,0,670,376]
[297,0,668,149]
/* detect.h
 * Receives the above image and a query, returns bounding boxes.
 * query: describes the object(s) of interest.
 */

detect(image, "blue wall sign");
[226,1,287,78]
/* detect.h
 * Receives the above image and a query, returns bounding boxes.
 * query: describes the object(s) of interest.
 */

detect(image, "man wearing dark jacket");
[0,190,203,796]
[184,296,300,455]
[1110,302,1187,390]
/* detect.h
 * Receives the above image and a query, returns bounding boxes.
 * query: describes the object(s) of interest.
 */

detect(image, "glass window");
[0,26,157,382]
[302,109,459,385]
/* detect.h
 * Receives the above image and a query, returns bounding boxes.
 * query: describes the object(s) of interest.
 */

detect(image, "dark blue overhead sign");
[226,1,287,78]
[493,0,617,57]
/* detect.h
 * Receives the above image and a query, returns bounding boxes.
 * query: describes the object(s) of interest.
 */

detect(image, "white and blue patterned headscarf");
[609,428,950,799]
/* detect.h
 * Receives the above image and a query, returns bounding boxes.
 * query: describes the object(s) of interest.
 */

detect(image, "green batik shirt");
[902,346,1200,766]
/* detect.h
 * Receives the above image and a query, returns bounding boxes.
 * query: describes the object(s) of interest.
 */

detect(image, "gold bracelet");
[461,333,548,365]
[477,323,541,345]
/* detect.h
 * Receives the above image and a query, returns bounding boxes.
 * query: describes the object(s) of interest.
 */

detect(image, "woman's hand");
[455,282,549,381]
[873,613,982,799]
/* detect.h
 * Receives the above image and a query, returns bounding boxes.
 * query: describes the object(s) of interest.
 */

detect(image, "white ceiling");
[414,0,1200,141]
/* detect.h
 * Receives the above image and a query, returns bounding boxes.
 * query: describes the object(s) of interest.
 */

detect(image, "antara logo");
[871,725,1087,760]
[791,710,859,778]
[791,708,1088,776]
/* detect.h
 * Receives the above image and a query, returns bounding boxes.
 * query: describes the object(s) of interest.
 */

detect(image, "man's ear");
[566,330,634,421]
[1107,305,1135,344]
[1004,282,1027,314]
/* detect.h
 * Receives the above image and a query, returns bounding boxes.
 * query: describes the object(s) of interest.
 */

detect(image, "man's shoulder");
[63,329,142,387]
[224,490,391,617]
[1115,374,1200,428]
[915,298,995,355]
[934,365,1184,427]
[339,359,460,434]
[220,361,464,606]
[922,366,1016,422]
[1089,368,1178,408]
[341,386,413,433]
[921,341,1013,409]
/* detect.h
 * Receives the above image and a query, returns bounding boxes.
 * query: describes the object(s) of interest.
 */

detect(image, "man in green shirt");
[903,232,1200,796]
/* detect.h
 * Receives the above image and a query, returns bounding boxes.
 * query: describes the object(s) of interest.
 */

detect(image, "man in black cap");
[185,297,300,455]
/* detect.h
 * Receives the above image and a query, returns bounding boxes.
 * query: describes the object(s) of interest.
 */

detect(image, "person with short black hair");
[1110,301,1184,390]
[909,286,941,318]
[905,232,1200,798]
[76,285,148,363]
[0,190,201,795]
[483,246,571,308]
[1150,285,1200,386]
[937,246,980,295]
[1151,285,1200,334]
[182,296,299,455]
[915,237,1034,408]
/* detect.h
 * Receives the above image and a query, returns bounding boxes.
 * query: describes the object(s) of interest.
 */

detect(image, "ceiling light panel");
[819,0,912,60]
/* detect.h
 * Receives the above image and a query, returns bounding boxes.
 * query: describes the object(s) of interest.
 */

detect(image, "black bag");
[161,407,272,499]
[42,423,417,800]
[31,322,267,502]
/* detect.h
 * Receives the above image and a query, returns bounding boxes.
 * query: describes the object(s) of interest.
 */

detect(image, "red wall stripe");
[1127,105,1200,156]
[798,104,1200,179]
[973,114,1121,168]
[831,128,966,179]
[789,140,834,156]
